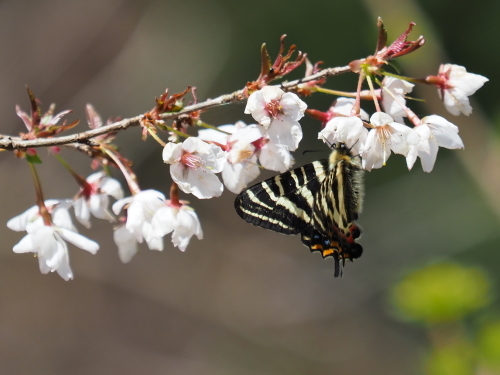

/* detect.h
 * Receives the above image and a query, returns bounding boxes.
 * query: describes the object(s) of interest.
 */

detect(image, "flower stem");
[381,71,426,84]
[146,127,167,147]
[312,87,357,97]
[101,145,141,195]
[365,73,381,112]
[28,161,51,225]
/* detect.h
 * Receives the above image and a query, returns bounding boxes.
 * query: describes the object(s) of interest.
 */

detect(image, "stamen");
[265,99,283,119]
[181,152,206,170]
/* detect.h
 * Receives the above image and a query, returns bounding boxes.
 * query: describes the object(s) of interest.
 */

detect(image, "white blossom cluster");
[6,63,487,280]
[7,173,203,280]
[320,65,487,172]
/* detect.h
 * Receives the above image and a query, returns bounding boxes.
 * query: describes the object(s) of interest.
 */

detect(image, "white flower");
[244,86,306,150]
[328,97,369,121]
[73,172,124,228]
[113,224,138,263]
[319,116,368,155]
[360,112,411,171]
[163,137,225,199]
[406,115,464,172]
[112,189,165,244]
[7,200,76,232]
[380,77,414,123]
[437,64,488,116]
[240,124,294,173]
[151,203,203,252]
[12,224,99,281]
[198,122,261,194]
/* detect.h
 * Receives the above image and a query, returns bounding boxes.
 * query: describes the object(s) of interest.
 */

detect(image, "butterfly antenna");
[320,135,339,150]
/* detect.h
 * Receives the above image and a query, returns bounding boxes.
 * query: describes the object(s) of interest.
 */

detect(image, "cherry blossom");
[112,189,165,244]
[73,171,124,228]
[12,223,99,281]
[151,202,203,252]
[406,115,464,172]
[163,137,225,199]
[7,199,76,232]
[319,116,368,155]
[360,112,411,171]
[328,97,369,121]
[239,123,294,173]
[113,224,139,263]
[434,64,488,116]
[244,86,306,150]
[380,77,414,123]
[198,122,260,194]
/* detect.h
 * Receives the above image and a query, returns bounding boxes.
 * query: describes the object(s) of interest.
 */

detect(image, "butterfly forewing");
[234,160,328,234]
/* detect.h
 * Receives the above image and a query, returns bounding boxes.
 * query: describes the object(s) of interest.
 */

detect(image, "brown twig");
[0,65,350,150]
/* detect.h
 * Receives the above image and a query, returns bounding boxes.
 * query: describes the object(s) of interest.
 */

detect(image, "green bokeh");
[478,320,500,372]
[425,341,475,375]
[392,263,492,324]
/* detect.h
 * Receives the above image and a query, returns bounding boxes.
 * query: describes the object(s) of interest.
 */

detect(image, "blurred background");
[0,0,498,374]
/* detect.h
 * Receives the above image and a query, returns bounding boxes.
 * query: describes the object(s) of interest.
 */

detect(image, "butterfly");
[234,142,364,277]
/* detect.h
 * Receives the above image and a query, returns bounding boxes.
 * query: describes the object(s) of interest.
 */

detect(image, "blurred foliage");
[392,262,500,374]
[425,341,475,375]
[392,263,492,324]
[478,320,500,372]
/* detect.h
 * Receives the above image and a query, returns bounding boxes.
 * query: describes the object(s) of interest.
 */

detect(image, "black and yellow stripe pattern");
[234,143,364,277]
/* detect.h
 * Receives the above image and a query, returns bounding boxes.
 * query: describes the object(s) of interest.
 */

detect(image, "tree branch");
[0,65,350,150]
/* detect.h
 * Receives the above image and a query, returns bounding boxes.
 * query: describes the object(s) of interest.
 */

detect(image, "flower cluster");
[5,22,489,281]
[317,65,487,173]
[163,86,307,196]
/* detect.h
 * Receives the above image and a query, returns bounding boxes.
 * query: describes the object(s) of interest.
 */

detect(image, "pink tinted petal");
[16,106,32,130]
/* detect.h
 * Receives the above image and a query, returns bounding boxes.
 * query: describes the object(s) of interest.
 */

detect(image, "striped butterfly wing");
[235,143,364,277]
[234,160,329,235]
[303,153,364,276]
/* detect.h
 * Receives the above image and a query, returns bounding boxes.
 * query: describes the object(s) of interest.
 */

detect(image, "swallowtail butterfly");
[234,143,364,277]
